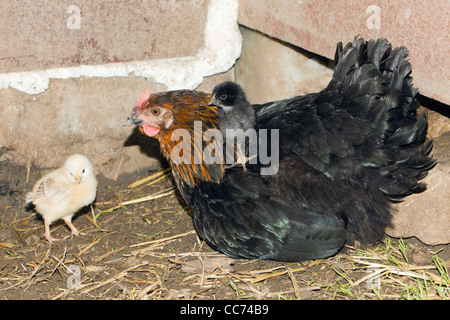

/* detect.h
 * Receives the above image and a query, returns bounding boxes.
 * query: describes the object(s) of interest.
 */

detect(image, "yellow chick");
[26,154,97,243]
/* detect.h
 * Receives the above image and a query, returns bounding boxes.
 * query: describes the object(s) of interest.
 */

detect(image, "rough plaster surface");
[235,27,449,245]
[235,27,333,104]
[0,0,240,178]
[0,0,241,94]
[239,0,450,105]
[1,1,207,73]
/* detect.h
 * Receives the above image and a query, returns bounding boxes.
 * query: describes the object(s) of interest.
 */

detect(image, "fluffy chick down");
[26,154,97,243]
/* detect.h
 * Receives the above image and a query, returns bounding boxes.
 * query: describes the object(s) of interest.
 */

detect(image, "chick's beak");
[75,174,82,184]
[209,94,219,107]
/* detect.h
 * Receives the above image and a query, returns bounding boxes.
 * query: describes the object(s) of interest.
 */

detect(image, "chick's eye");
[151,108,160,115]
[82,169,85,174]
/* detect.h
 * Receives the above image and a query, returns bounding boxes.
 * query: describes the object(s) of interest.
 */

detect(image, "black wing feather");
[180,169,346,261]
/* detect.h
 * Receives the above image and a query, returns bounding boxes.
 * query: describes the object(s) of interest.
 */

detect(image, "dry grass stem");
[127,168,171,189]
[2,167,448,300]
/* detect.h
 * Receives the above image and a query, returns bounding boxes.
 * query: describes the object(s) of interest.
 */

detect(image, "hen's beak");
[127,110,143,125]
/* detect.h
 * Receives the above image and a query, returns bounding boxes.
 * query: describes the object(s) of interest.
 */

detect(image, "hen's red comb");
[135,89,151,108]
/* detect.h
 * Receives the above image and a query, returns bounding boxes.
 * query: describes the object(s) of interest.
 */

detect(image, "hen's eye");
[219,95,227,101]
[151,108,160,115]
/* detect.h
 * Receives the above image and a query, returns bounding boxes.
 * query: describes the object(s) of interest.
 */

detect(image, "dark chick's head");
[209,81,247,108]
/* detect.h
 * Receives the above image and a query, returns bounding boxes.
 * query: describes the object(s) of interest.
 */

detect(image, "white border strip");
[0,0,241,95]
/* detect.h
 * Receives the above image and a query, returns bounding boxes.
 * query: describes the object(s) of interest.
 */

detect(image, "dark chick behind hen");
[209,81,256,133]
[210,81,256,168]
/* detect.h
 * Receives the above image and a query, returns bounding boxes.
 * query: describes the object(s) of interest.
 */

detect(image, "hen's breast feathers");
[153,90,225,188]
[183,168,346,261]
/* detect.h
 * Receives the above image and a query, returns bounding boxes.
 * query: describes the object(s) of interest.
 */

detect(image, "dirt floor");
[0,156,449,300]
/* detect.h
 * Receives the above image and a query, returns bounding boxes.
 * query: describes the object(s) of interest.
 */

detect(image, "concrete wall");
[239,0,450,106]
[235,27,333,104]
[0,0,241,178]
[0,1,207,73]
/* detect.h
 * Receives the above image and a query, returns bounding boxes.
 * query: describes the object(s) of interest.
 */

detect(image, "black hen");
[131,38,435,261]
[191,38,435,260]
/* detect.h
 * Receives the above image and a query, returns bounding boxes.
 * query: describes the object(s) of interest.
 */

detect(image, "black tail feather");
[330,37,436,242]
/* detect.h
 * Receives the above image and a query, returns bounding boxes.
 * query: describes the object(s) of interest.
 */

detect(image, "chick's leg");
[44,218,59,243]
[63,216,82,237]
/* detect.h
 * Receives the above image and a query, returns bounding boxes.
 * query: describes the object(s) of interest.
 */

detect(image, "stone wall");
[238,0,450,106]
[0,0,241,178]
